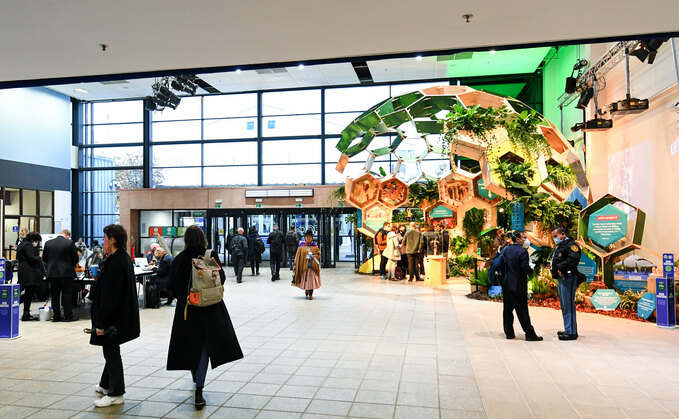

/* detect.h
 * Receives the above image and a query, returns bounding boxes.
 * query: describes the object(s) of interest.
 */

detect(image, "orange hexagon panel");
[438,171,474,208]
[378,177,409,209]
[344,173,379,208]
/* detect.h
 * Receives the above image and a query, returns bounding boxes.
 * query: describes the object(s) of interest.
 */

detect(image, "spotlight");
[571,122,584,132]
[171,75,197,95]
[576,87,594,109]
[565,77,577,94]
[144,96,164,112]
[630,39,668,64]
[153,83,181,110]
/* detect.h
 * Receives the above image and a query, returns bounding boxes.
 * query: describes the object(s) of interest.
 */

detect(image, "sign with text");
[657,254,676,328]
[637,292,656,320]
[148,226,177,237]
[587,204,627,247]
[578,253,597,282]
[429,205,453,219]
[0,284,20,338]
[0,259,4,283]
[11,226,18,233]
[591,289,621,311]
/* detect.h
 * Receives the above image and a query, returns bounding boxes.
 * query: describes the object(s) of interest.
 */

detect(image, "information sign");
[587,204,627,247]
[177,227,187,237]
[591,289,621,311]
[577,253,597,282]
[0,284,20,338]
[255,204,263,208]
[12,226,18,233]
[637,292,656,319]
[477,179,498,200]
[0,258,5,284]
[657,253,676,328]
[295,203,303,208]
[429,205,453,219]
[148,226,177,237]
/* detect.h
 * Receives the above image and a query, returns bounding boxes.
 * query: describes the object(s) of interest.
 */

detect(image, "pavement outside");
[1,264,679,418]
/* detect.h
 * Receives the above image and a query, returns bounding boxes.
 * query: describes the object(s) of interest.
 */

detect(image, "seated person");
[147,243,160,266]
[151,247,174,306]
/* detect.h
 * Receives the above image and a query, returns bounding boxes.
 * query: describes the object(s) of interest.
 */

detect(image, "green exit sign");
[255,204,263,208]
[295,203,303,208]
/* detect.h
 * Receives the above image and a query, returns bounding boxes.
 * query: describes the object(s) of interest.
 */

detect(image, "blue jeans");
[557,272,578,335]
[287,250,295,269]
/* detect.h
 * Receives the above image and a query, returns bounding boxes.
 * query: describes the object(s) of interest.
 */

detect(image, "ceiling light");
[170,75,197,95]
[415,55,423,61]
[144,96,164,112]
[489,50,496,55]
[298,64,305,70]
[152,82,180,110]
[576,87,594,109]
[235,69,241,74]
[630,38,668,64]
[73,88,89,94]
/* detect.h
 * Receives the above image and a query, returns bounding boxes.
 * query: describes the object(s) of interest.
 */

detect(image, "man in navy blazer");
[42,229,79,322]
[502,230,542,341]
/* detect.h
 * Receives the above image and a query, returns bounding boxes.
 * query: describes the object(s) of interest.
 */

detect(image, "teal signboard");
[637,292,656,319]
[591,289,621,311]
[477,179,497,200]
[429,205,453,219]
[587,204,627,247]
[577,253,597,282]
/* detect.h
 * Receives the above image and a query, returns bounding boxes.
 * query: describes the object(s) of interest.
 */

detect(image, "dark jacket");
[230,234,247,256]
[285,231,301,253]
[16,241,45,287]
[502,243,533,293]
[402,229,422,254]
[551,237,581,278]
[90,249,141,346]
[247,233,262,262]
[152,253,174,291]
[167,246,243,371]
[437,229,450,254]
[42,235,79,278]
[267,229,285,255]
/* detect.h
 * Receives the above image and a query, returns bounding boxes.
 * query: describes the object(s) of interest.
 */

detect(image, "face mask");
[554,237,563,245]
[523,239,531,249]
[32,242,38,247]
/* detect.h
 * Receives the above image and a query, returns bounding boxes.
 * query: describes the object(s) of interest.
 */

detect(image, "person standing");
[229,228,247,283]
[42,229,79,322]
[375,222,389,279]
[91,224,141,407]
[551,226,581,341]
[397,225,408,278]
[15,227,28,247]
[167,226,243,410]
[502,230,542,341]
[246,226,262,275]
[151,247,174,305]
[382,226,401,280]
[293,230,321,300]
[402,222,422,282]
[267,224,285,281]
[16,232,45,321]
[285,226,300,270]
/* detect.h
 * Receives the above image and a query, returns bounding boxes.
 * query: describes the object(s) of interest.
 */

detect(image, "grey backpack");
[184,250,223,320]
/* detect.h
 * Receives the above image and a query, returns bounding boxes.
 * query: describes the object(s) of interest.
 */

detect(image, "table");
[425,255,447,286]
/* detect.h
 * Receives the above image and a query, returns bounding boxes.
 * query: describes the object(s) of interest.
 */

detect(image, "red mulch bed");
[467,293,649,322]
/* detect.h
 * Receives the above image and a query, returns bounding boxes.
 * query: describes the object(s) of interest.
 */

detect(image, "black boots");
[195,387,205,410]
[21,312,38,321]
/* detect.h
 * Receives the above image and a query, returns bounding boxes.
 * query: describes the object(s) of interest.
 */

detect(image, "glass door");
[246,214,279,261]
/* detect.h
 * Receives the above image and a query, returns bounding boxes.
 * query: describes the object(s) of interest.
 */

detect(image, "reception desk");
[425,255,447,286]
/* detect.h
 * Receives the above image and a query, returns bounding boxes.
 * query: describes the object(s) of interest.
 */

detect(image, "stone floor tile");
[164,403,218,418]
[349,402,395,418]
[117,400,177,417]
[256,411,302,419]
[263,396,310,413]
[224,394,271,409]
[209,407,259,419]
[306,399,352,416]
[0,405,41,419]
[394,405,439,419]
[26,408,79,419]
[314,387,357,402]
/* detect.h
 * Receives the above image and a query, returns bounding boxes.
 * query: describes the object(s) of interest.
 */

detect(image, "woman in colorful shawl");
[292,230,321,300]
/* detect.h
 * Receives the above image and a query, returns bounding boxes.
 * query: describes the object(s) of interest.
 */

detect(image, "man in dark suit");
[267,224,285,281]
[401,222,422,281]
[502,230,542,341]
[42,229,79,322]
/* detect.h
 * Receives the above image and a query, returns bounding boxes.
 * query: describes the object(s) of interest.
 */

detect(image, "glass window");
[204,94,257,118]
[91,123,143,144]
[85,170,143,192]
[152,144,202,167]
[203,118,257,140]
[152,96,202,121]
[325,86,390,113]
[203,142,258,166]
[39,217,53,234]
[325,112,361,135]
[262,164,321,185]
[174,210,206,229]
[263,139,321,164]
[262,115,321,136]
[92,215,118,237]
[139,210,173,235]
[204,166,258,186]
[262,89,320,115]
[83,146,143,167]
[152,168,201,187]
[92,101,142,124]
[85,192,117,215]
[152,120,201,142]
[22,190,37,215]
[324,139,343,164]
[4,188,20,215]
[40,191,53,216]
[324,163,347,184]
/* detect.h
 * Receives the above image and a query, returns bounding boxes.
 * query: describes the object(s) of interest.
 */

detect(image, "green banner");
[587,204,627,247]
[429,205,453,219]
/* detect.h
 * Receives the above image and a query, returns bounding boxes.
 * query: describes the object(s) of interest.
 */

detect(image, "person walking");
[42,229,79,322]
[267,224,285,281]
[284,226,300,270]
[246,226,262,275]
[91,224,141,407]
[16,232,45,321]
[402,222,422,282]
[167,226,243,410]
[292,230,321,300]
[382,225,402,280]
[502,230,542,341]
[375,222,389,279]
[551,226,581,341]
[229,228,247,283]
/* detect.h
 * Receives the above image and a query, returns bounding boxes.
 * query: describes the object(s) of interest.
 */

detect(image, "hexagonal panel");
[345,173,379,208]
[438,172,474,207]
[378,177,409,208]
[421,152,453,181]
[395,159,423,185]
[362,202,392,235]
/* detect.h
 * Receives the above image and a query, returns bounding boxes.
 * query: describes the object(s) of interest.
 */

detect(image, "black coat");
[42,236,78,278]
[247,233,262,262]
[551,237,581,278]
[167,246,243,371]
[285,231,301,253]
[16,241,45,287]
[267,229,285,255]
[502,243,533,293]
[90,249,141,346]
[152,253,174,291]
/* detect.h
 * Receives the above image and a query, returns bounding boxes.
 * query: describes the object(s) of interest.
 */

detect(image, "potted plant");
[444,104,509,157]
[407,180,439,210]
[504,110,551,158]
[462,207,486,242]
[469,268,491,293]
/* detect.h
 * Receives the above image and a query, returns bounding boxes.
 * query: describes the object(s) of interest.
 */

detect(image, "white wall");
[54,190,72,233]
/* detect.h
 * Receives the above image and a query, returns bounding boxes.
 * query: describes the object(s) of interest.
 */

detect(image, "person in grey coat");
[401,222,422,281]
[229,228,248,283]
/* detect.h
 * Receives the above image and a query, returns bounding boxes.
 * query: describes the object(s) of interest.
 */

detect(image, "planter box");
[470,285,489,293]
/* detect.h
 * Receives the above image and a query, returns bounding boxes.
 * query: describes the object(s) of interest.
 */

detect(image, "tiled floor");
[2,265,679,418]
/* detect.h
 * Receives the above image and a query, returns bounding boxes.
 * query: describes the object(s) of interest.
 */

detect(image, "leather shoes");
[51,316,64,322]
[557,331,566,336]
[506,335,515,340]
[63,316,79,322]
[558,334,578,341]
[21,314,38,321]
[526,335,544,342]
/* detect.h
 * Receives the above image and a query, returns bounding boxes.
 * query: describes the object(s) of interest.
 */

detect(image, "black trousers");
[270,252,282,278]
[379,251,388,276]
[20,285,37,313]
[100,343,125,396]
[250,259,260,274]
[49,277,74,319]
[502,287,537,338]
[232,255,246,282]
[417,253,425,275]
[407,254,420,280]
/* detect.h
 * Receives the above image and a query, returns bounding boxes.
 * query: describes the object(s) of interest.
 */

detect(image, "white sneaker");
[94,395,124,407]
[95,385,108,395]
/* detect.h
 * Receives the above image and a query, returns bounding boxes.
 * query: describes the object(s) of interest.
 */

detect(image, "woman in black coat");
[16,232,45,321]
[246,225,261,275]
[90,224,141,408]
[167,225,243,410]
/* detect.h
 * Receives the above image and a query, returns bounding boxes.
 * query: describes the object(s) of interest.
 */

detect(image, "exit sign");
[255,204,263,208]
[295,203,303,208]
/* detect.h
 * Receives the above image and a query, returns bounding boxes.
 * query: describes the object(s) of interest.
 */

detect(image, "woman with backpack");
[246,226,263,275]
[167,226,243,410]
